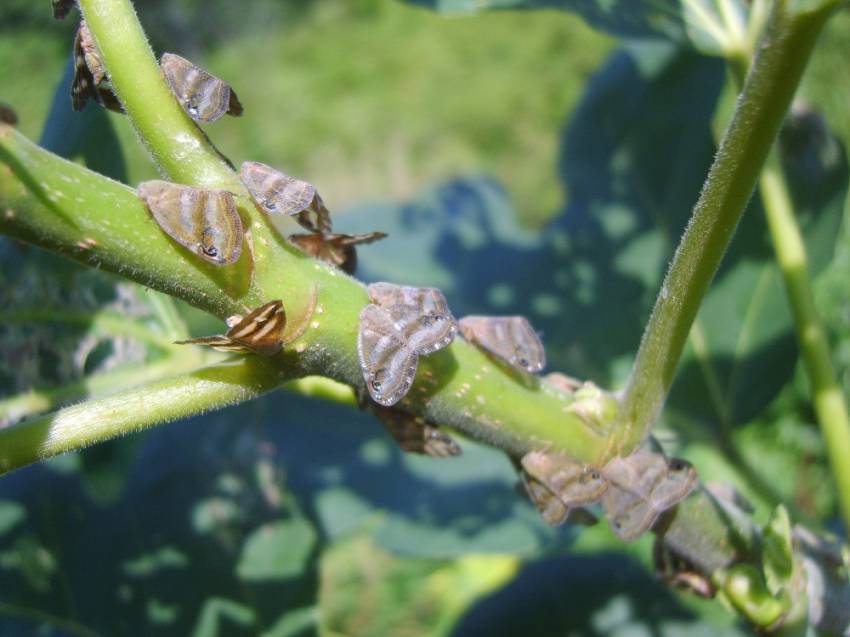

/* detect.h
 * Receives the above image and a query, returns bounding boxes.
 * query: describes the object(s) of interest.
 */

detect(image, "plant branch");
[0,357,286,475]
[618,0,839,451]
[760,152,850,531]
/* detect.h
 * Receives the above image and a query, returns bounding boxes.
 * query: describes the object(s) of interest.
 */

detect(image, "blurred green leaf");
[237,518,317,582]
[404,0,686,41]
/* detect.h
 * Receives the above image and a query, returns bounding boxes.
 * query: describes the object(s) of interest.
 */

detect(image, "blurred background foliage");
[1,0,850,635]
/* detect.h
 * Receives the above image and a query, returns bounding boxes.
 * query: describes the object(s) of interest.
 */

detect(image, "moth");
[289,230,387,275]
[240,161,324,218]
[521,450,608,508]
[367,283,458,355]
[601,447,697,541]
[72,21,123,113]
[459,315,546,374]
[0,103,17,126]
[369,403,462,458]
[519,470,598,527]
[175,290,317,356]
[137,180,243,265]
[52,0,75,19]
[161,52,243,123]
[358,304,418,406]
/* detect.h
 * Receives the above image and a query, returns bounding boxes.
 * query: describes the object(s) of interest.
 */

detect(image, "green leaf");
[404,0,687,41]
[236,518,317,582]
[763,505,794,595]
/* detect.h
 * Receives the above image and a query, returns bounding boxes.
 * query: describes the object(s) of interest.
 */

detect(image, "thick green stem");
[79,0,236,188]
[0,358,286,475]
[759,154,850,531]
[618,1,837,451]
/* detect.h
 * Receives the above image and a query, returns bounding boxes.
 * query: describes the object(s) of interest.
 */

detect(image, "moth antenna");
[281,284,319,346]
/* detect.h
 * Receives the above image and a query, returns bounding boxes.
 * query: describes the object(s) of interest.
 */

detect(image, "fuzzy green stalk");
[618,0,839,451]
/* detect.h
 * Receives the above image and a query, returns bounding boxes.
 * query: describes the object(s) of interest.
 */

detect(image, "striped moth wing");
[367,283,458,355]
[459,315,546,373]
[137,180,243,265]
[601,448,697,541]
[161,52,242,123]
[521,450,608,507]
[53,0,75,19]
[369,404,461,458]
[358,304,418,407]
[519,471,598,527]
[239,161,319,217]
[175,300,286,356]
[289,231,387,275]
[71,21,123,113]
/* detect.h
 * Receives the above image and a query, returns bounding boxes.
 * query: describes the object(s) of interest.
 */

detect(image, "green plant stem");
[0,358,286,475]
[0,356,201,427]
[618,1,837,451]
[759,154,850,530]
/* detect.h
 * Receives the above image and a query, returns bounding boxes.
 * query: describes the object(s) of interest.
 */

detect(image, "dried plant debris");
[0,103,18,126]
[176,289,318,356]
[369,403,462,458]
[137,180,243,265]
[53,0,76,19]
[601,447,697,541]
[459,315,545,374]
[72,21,123,113]
[176,300,286,356]
[358,283,457,406]
[367,283,458,355]
[290,231,387,275]
[160,52,242,123]
[240,161,322,217]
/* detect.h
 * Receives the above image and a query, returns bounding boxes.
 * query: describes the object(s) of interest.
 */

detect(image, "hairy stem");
[759,153,850,531]
[618,1,837,450]
[0,358,286,475]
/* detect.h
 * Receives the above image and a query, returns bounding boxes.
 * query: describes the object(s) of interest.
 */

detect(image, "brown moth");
[176,289,318,356]
[459,315,546,374]
[239,161,322,217]
[53,0,75,19]
[0,103,17,126]
[137,180,243,265]
[161,52,243,123]
[369,403,462,458]
[601,447,697,541]
[519,471,598,527]
[367,282,458,355]
[72,21,123,113]
[289,231,387,275]
[358,304,418,406]
[521,450,608,507]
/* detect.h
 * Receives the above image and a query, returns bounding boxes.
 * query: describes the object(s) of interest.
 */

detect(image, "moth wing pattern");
[175,300,286,356]
[459,315,546,373]
[289,231,388,275]
[239,161,317,217]
[357,304,418,406]
[370,404,462,458]
[602,447,697,541]
[521,450,608,507]
[137,180,243,266]
[160,52,240,123]
[367,283,458,356]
